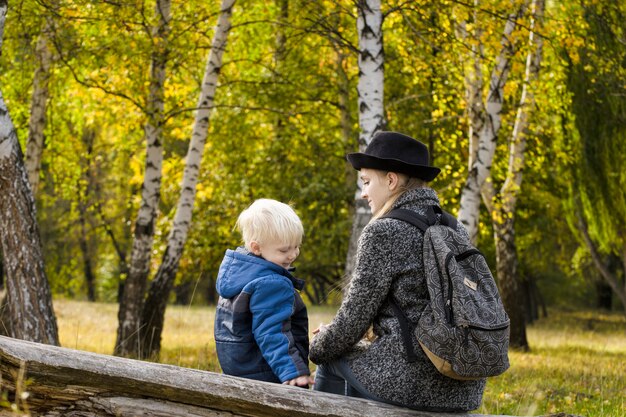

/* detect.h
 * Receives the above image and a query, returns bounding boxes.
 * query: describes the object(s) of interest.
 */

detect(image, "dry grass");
[54,298,337,372]
[53,299,625,416]
[478,310,626,417]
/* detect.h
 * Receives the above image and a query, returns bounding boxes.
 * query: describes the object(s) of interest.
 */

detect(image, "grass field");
[53,299,625,417]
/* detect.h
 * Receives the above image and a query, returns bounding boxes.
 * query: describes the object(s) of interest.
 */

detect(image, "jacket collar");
[235,247,305,291]
[393,187,440,210]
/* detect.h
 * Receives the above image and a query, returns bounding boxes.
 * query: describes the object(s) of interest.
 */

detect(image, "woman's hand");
[283,375,314,387]
[312,323,327,335]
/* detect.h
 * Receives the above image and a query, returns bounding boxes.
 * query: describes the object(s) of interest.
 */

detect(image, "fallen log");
[0,336,573,417]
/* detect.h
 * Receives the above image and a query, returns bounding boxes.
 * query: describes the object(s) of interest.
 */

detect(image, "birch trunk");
[115,0,170,358]
[337,48,356,193]
[458,3,528,243]
[483,0,544,349]
[0,1,59,345]
[24,3,56,193]
[460,0,485,171]
[139,0,235,358]
[345,0,384,279]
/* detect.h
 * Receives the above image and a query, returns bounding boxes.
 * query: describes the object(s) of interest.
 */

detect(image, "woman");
[309,131,486,412]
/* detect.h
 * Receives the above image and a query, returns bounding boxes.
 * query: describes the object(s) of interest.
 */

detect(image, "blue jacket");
[214,248,310,383]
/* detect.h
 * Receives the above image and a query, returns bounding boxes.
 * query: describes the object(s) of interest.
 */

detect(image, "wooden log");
[0,336,573,417]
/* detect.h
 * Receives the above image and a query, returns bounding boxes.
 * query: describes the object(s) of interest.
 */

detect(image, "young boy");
[214,199,312,387]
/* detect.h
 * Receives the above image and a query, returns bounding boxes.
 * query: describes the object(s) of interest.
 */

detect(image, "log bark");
[0,335,518,417]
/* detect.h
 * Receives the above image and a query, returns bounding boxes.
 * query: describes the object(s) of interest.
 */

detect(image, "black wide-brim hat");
[347,131,441,182]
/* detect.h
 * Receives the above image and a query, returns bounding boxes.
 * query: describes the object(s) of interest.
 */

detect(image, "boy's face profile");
[250,240,300,269]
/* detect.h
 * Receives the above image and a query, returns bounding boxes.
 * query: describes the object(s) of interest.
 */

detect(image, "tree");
[457,0,529,243]
[564,0,626,315]
[139,0,236,358]
[482,0,545,349]
[115,0,171,357]
[76,127,99,301]
[0,0,59,345]
[345,0,385,279]
[24,0,58,193]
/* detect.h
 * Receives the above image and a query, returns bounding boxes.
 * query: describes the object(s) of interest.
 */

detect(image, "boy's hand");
[283,375,314,387]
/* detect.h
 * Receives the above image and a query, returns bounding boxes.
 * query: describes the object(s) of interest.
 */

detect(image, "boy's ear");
[250,241,262,255]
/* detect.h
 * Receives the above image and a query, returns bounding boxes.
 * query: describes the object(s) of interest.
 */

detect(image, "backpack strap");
[382,205,459,363]
[383,209,430,232]
[433,206,459,230]
[388,296,418,363]
[384,206,458,231]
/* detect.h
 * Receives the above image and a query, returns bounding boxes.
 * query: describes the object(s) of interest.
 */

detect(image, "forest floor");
[54,299,625,417]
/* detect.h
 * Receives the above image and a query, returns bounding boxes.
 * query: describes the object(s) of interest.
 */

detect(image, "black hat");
[346,131,440,181]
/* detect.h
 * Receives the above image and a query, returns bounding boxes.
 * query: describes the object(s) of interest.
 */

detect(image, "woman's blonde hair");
[236,199,303,250]
[371,171,426,220]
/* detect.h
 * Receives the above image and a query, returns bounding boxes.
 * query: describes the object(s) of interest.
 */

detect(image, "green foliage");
[564,1,626,255]
[0,0,620,309]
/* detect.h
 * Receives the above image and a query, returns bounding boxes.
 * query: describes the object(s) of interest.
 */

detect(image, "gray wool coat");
[309,188,486,412]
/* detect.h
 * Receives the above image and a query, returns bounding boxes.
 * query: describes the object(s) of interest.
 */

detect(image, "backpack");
[383,206,510,381]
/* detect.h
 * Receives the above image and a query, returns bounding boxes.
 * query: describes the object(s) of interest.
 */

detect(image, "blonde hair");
[371,171,426,220]
[236,199,303,250]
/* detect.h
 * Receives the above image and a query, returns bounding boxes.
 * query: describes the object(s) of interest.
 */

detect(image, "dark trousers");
[313,359,379,400]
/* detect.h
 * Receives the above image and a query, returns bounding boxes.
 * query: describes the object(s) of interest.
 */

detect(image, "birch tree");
[139,0,236,358]
[0,0,59,345]
[455,0,485,173]
[481,0,545,349]
[345,0,384,278]
[24,1,57,193]
[457,1,529,243]
[115,0,171,357]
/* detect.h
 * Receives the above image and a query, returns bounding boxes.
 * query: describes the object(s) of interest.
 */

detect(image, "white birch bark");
[487,0,544,349]
[0,0,59,345]
[457,2,528,243]
[115,0,170,358]
[461,0,485,171]
[345,0,384,278]
[356,0,384,150]
[500,0,544,214]
[25,3,57,193]
[139,0,236,358]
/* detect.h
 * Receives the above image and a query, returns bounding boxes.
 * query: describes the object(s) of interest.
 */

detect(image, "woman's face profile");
[360,168,391,215]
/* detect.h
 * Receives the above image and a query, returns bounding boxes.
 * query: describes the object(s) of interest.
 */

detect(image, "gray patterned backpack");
[384,206,510,380]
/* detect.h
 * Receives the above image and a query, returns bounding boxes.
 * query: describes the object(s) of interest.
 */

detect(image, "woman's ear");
[387,172,400,190]
[250,241,262,255]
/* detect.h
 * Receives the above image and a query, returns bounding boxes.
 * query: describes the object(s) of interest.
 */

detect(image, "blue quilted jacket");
[214,247,310,383]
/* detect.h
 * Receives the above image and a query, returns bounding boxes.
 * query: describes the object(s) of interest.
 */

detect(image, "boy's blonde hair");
[236,199,303,250]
